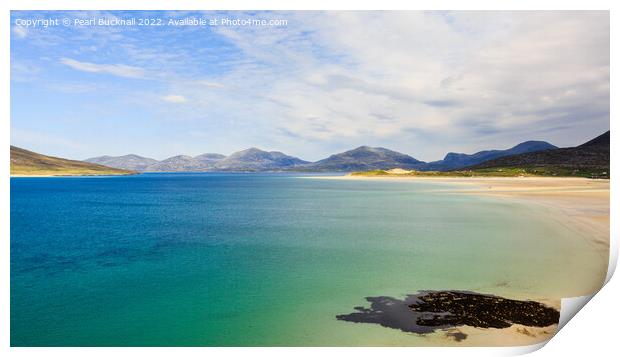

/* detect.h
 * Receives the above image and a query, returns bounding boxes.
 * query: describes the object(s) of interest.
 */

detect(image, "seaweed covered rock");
[409,291,560,328]
[336,290,560,340]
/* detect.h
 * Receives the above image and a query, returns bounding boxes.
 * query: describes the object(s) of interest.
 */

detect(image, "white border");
[2,1,616,356]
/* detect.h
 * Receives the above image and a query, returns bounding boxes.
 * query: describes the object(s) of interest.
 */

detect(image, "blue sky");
[11,10,610,162]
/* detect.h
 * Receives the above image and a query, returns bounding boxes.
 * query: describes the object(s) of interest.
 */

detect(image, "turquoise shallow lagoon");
[10,173,605,346]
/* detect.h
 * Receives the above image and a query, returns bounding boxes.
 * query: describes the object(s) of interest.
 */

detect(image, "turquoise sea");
[10,173,605,346]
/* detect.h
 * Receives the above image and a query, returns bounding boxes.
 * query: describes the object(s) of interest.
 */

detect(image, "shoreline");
[325,175,610,258]
[313,174,609,346]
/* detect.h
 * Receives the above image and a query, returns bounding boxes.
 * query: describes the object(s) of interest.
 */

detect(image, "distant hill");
[85,154,158,171]
[466,131,610,178]
[88,153,226,172]
[303,146,425,171]
[144,155,207,172]
[212,148,309,171]
[194,153,226,166]
[11,146,135,176]
[422,141,557,171]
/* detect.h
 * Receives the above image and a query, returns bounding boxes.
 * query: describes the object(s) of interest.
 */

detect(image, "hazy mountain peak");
[213,148,308,171]
[351,145,389,152]
[85,154,159,171]
[194,153,226,160]
[508,141,557,154]
[167,155,193,160]
[307,146,423,171]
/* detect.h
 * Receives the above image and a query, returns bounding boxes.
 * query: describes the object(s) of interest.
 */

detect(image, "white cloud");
[14,11,608,161]
[197,80,224,88]
[60,57,145,78]
[161,94,188,103]
[11,62,40,82]
[12,25,28,39]
[183,11,608,159]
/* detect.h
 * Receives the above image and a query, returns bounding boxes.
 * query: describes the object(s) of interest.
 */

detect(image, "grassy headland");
[11,146,136,176]
[350,166,609,179]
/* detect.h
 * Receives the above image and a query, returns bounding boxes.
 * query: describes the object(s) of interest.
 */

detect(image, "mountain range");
[13,130,609,176]
[468,131,610,176]
[86,148,309,172]
[423,141,558,171]
[85,139,562,172]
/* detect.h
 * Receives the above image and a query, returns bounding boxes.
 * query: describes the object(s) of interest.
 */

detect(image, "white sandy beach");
[317,175,610,346]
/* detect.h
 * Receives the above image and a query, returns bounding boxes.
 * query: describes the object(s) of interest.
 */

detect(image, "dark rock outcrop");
[336,290,559,340]
[409,291,559,329]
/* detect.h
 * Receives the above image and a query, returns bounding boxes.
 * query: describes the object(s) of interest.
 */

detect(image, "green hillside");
[11,146,136,176]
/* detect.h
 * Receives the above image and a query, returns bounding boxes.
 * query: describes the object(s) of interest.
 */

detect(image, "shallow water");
[10,173,606,346]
